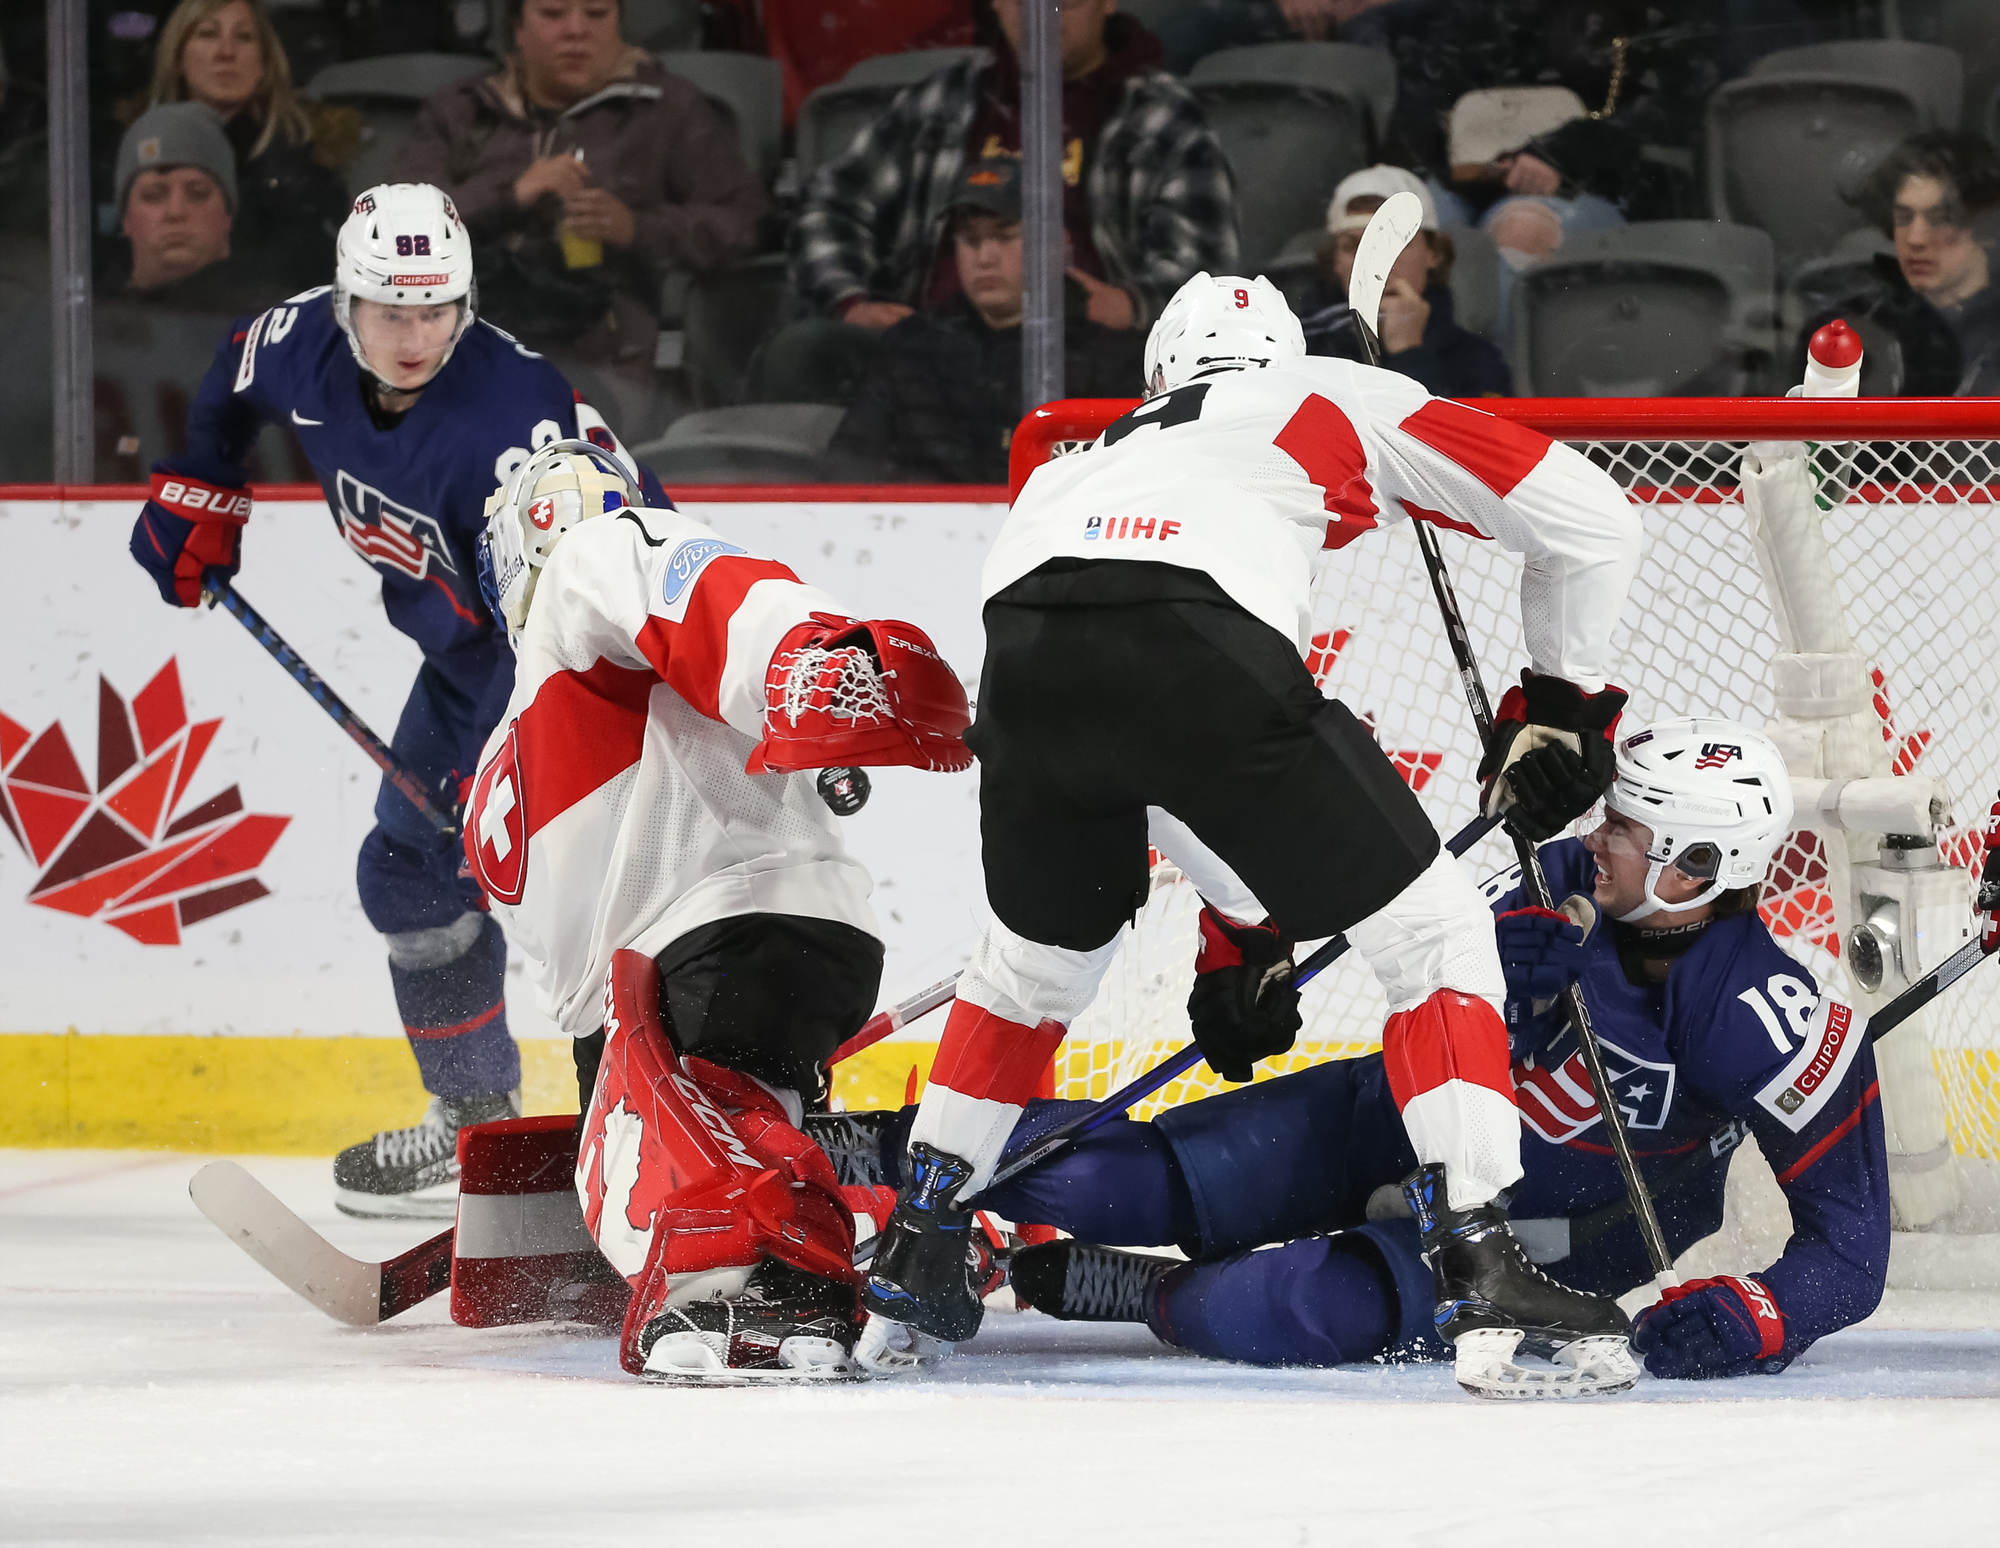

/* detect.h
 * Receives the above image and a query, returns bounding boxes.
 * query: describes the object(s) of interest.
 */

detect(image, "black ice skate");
[861,1143,987,1342]
[332,1090,520,1220]
[1011,1241,1173,1324]
[636,1260,865,1386]
[1404,1163,1638,1400]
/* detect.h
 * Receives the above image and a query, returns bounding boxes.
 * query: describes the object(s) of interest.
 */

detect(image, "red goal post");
[1008,393,2000,1256]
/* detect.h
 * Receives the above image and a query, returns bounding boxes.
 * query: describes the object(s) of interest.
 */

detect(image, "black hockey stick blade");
[1869,937,1991,1043]
[190,1161,453,1326]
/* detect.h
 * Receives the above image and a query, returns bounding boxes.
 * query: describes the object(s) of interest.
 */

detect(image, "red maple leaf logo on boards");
[0,660,290,944]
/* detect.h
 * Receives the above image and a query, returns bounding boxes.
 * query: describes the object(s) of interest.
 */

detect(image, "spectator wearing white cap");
[1297,165,1510,398]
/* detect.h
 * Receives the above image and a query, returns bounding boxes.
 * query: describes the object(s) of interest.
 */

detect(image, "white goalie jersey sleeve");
[464,507,879,1036]
[986,356,1639,690]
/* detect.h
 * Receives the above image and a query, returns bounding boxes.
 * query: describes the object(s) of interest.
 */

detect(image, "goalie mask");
[477,439,644,645]
[1144,272,1304,397]
[333,182,476,389]
[1599,717,1794,922]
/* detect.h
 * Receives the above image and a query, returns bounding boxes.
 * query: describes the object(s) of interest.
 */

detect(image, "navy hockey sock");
[982,1112,1198,1247]
[390,914,520,1098]
[1151,1235,1398,1367]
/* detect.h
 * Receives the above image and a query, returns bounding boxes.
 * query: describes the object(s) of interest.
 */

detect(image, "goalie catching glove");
[749,614,972,775]
[1186,904,1302,1084]
[1478,671,1628,841]
[131,472,252,607]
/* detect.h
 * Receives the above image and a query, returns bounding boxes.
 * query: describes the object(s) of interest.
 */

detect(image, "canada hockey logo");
[1694,742,1742,770]
[0,661,289,944]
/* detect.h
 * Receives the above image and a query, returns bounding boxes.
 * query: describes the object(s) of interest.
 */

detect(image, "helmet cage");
[478,438,643,645]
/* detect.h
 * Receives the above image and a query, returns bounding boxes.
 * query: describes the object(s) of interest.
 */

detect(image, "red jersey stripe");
[928,1004,1068,1107]
[632,555,799,722]
[1270,392,1381,549]
[1773,1080,1881,1187]
[517,658,657,841]
[1400,398,1554,498]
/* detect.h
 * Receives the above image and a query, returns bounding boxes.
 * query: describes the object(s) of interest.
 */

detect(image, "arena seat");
[658,50,785,184]
[304,54,492,199]
[632,403,845,483]
[1187,43,1392,272]
[682,255,795,409]
[1508,221,1776,397]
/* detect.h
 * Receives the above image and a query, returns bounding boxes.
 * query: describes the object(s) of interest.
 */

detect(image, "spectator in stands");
[1298,166,1509,397]
[1798,132,2000,397]
[822,157,1143,484]
[707,0,978,127]
[778,0,1235,400]
[395,0,767,442]
[140,0,354,293]
[1145,0,1404,76]
[104,102,268,307]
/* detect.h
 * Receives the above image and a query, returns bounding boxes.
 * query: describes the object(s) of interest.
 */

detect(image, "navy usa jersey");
[158,288,667,678]
[1487,838,1890,1361]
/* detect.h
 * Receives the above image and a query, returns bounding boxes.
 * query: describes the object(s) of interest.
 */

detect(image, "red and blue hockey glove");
[131,472,251,607]
[1186,904,1302,1085]
[1477,671,1627,841]
[1630,1275,1788,1379]
[1495,900,1592,1000]
[1978,794,2000,953]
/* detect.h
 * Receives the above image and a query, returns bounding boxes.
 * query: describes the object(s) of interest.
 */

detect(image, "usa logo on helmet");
[1694,742,1742,770]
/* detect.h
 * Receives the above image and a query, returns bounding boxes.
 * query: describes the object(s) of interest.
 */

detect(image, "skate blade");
[333,1186,459,1221]
[640,1332,862,1387]
[853,1312,953,1376]
[1453,1328,1639,1401]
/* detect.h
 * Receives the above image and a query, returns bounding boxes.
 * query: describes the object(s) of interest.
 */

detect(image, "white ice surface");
[4,1150,1999,1548]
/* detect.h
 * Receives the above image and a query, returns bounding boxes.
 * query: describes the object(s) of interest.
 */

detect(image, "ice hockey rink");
[4,1148,1997,1548]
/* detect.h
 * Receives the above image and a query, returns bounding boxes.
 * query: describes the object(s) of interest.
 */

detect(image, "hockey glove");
[1979,794,2000,953]
[131,472,252,607]
[1186,904,1302,1085]
[1631,1275,1788,1379]
[748,614,973,775]
[1495,896,1595,1001]
[1477,671,1627,841]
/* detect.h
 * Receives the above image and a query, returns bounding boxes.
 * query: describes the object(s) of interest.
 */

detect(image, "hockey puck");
[817,767,871,816]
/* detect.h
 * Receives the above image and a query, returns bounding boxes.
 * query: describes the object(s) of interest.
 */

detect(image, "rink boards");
[0,491,1001,1149]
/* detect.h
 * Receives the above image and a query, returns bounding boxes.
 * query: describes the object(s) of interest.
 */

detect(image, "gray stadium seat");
[1509,221,1777,397]
[305,54,491,198]
[682,255,794,409]
[658,51,784,184]
[1885,1,2000,143]
[1707,41,1963,270]
[796,49,986,181]
[632,404,845,483]
[1187,43,1393,272]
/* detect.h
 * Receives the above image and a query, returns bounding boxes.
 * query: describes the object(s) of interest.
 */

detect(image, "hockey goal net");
[1010,395,2000,1266]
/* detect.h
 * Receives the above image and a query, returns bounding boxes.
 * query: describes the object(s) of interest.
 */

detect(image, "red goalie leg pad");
[450,1113,629,1330]
[1380,990,1515,1111]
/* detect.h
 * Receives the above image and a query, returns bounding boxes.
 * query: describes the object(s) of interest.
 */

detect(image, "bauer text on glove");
[131,472,252,608]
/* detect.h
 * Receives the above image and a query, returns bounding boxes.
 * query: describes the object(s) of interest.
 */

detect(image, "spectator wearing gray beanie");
[113,102,240,297]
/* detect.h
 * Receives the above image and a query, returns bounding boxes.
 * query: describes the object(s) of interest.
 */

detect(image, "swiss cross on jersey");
[335,469,457,582]
[1514,1033,1677,1144]
[466,724,526,904]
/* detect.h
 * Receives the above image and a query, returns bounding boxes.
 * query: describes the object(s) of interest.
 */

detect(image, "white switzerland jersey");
[464,506,878,1036]
[986,357,1641,689]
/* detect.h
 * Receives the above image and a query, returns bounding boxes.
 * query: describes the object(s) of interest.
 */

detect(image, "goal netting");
[1011,395,2000,1282]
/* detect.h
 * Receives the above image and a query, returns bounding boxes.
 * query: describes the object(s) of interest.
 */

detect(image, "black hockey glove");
[1477,671,1628,841]
[1186,904,1302,1085]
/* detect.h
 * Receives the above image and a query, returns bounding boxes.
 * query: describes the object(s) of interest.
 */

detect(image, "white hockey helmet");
[477,439,644,645]
[1143,272,1304,397]
[1602,717,1795,921]
[333,182,476,386]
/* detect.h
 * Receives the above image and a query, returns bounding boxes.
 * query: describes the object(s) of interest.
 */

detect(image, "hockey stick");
[1406,523,1678,1286]
[846,813,1504,1271]
[205,582,461,836]
[1346,189,1425,367]
[827,973,962,1066]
